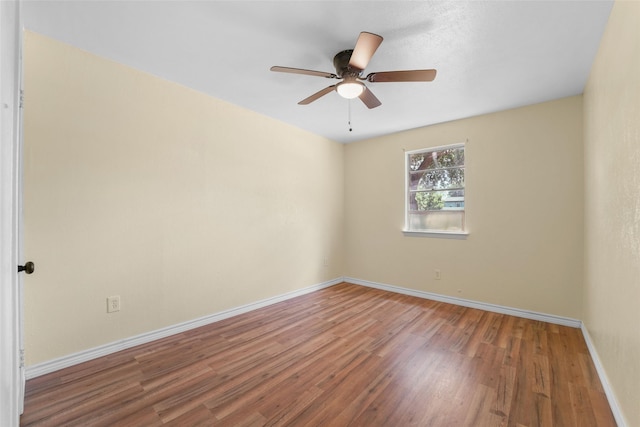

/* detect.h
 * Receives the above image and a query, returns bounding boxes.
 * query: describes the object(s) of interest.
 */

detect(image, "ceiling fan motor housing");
[333,49,360,78]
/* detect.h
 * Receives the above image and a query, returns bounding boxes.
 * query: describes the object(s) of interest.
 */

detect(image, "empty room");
[1,0,638,426]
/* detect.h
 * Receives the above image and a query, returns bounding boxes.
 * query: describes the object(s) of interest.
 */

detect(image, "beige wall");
[23,32,344,366]
[583,1,640,425]
[345,96,584,319]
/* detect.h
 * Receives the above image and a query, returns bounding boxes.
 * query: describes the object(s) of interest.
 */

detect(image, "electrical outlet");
[107,295,121,313]
[434,269,441,280]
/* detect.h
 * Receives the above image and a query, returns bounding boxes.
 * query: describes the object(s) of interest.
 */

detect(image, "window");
[405,143,465,233]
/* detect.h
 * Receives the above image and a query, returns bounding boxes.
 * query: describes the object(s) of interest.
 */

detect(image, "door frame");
[0,0,24,425]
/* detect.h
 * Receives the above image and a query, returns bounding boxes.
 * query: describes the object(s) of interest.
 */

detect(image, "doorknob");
[18,261,35,274]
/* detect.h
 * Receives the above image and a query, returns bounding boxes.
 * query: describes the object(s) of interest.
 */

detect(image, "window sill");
[402,230,469,240]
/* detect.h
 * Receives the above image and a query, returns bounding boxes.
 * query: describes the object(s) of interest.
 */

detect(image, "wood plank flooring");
[20,283,616,426]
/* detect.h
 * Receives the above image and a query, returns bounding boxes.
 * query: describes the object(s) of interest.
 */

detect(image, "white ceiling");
[22,1,613,143]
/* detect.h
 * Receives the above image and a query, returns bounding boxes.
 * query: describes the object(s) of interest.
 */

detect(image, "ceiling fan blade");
[349,32,383,71]
[271,66,337,79]
[298,85,337,105]
[367,69,437,83]
[358,87,382,109]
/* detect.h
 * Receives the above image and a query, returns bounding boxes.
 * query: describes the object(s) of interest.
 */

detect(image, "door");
[0,0,25,423]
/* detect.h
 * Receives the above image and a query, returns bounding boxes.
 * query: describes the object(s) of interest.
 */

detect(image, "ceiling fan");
[270,31,437,109]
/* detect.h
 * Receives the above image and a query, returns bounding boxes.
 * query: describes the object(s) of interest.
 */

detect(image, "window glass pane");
[407,211,465,232]
[409,167,464,191]
[408,147,464,172]
[409,190,465,211]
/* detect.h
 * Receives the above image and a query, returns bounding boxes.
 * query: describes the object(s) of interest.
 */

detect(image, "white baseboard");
[580,324,628,427]
[344,277,582,328]
[26,275,626,427]
[25,277,344,379]
[26,276,580,379]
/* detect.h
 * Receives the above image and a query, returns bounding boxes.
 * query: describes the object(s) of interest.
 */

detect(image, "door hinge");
[19,349,25,368]
[19,89,24,109]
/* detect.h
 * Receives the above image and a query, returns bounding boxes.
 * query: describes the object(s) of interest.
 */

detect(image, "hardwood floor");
[21,283,616,426]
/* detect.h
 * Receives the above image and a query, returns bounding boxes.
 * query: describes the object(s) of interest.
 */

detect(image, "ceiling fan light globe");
[336,81,365,99]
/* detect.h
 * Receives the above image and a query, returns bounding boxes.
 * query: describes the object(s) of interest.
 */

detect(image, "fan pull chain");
[348,100,353,132]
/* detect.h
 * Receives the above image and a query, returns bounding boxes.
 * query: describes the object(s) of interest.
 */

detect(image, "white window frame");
[403,143,468,238]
